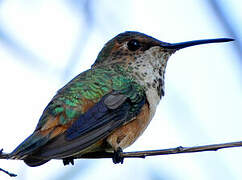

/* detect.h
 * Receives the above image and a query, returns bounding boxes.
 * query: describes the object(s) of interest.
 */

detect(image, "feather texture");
[10,64,145,163]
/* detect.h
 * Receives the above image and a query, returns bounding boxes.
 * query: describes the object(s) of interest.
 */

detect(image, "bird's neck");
[129,47,171,98]
[127,47,171,118]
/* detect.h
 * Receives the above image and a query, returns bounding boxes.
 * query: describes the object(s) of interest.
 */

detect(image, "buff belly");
[106,103,150,150]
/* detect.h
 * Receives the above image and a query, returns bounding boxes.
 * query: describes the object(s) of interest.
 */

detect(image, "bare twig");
[1,140,242,177]
[0,168,17,177]
[1,141,242,160]
[0,149,17,177]
[76,140,242,159]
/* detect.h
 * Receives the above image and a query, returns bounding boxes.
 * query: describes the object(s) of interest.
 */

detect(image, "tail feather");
[24,157,50,167]
[4,133,51,167]
[9,133,49,159]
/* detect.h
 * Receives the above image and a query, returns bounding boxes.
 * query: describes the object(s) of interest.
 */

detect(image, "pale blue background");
[0,0,241,179]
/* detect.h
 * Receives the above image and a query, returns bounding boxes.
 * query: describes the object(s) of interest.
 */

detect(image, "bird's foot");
[63,157,74,166]
[112,147,124,164]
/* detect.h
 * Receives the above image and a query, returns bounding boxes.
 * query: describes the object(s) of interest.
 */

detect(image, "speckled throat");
[127,46,173,118]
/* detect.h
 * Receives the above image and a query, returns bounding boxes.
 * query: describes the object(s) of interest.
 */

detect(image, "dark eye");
[127,39,141,51]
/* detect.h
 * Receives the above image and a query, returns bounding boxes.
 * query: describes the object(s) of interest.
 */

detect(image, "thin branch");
[0,149,17,177]
[0,168,17,177]
[76,140,242,159]
[1,141,242,160]
[1,140,242,177]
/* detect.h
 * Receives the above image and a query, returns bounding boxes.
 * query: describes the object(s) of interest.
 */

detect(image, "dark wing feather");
[31,92,144,159]
[65,94,127,140]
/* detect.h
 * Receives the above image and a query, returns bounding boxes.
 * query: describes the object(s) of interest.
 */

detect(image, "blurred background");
[0,0,241,179]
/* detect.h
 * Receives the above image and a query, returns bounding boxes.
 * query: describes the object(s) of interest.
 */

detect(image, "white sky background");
[0,0,241,179]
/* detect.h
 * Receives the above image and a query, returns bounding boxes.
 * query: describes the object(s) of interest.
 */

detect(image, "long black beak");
[161,38,234,50]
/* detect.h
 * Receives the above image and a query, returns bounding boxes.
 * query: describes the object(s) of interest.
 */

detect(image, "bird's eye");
[127,39,141,51]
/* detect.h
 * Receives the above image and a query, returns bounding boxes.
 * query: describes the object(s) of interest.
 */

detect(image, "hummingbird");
[2,31,233,167]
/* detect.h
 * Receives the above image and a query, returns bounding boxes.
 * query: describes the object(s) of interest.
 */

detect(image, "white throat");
[130,46,171,119]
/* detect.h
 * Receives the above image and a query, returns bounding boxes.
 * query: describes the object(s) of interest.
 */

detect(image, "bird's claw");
[63,157,74,166]
[112,147,124,164]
